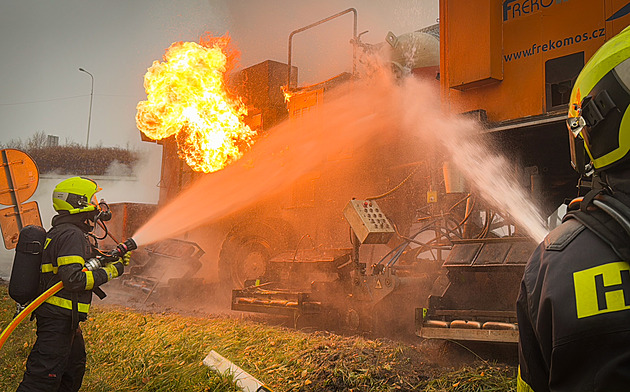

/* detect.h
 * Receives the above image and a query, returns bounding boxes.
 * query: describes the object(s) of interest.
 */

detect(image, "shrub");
[1,132,139,176]
[26,146,139,176]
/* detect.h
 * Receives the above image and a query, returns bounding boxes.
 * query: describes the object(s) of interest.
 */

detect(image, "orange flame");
[281,85,293,103]
[136,34,256,173]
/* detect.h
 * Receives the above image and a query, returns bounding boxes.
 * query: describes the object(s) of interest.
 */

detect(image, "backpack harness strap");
[16,240,43,255]
[564,190,630,260]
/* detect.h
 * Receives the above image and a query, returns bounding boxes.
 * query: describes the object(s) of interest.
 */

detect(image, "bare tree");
[1,138,24,149]
[64,137,81,148]
[26,131,47,150]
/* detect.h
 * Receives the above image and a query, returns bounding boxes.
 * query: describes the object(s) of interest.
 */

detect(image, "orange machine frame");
[440,0,630,123]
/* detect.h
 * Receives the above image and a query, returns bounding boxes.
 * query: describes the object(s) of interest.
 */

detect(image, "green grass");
[0,285,516,391]
[422,365,517,392]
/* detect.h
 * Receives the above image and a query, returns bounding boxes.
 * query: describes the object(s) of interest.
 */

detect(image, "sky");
[0,0,438,150]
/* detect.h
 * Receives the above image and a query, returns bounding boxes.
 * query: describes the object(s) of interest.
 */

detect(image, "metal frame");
[286,8,357,91]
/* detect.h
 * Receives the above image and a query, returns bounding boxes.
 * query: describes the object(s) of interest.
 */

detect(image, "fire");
[281,85,293,103]
[136,34,256,173]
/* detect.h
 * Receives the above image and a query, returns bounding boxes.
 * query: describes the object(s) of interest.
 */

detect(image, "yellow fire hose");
[0,281,64,350]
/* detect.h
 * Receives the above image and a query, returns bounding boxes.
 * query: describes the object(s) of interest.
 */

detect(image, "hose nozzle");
[84,238,137,271]
[111,238,137,259]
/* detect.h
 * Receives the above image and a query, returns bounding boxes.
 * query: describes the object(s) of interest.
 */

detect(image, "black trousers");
[16,315,86,392]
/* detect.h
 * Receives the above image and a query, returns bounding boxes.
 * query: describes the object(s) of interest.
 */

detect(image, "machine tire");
[218,219,296,289]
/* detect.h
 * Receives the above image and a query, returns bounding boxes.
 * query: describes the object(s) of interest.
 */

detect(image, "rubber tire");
[218,219,295,289]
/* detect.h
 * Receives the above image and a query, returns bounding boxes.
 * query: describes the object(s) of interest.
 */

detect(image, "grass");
[0,284,516,391]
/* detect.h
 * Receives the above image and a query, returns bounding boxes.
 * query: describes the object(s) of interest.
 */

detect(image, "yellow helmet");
[52,176,102,214]
[567,26,630,174]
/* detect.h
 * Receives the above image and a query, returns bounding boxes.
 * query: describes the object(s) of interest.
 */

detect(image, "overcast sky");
[0,1,437,149]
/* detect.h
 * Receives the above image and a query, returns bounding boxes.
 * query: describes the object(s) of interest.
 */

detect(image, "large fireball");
[136,34,256,173]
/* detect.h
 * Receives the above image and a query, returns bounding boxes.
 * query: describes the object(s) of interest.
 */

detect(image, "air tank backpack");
[9,225,47,306]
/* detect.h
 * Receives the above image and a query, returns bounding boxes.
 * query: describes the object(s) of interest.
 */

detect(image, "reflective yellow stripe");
[45,295,90,313]
[85,270,94,290]
[574,261,630,318]
[517,367,535,392]
[43,238,51,249]
[57,256,85,266]
[589,110,630,169]
[41,263,58,274]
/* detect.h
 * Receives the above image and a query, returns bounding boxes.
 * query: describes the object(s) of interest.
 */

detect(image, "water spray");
[130,76,550,249]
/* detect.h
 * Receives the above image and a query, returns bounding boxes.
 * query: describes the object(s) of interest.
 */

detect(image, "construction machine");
[113,1,630,342]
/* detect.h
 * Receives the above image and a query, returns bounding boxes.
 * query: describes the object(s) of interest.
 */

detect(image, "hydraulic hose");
[569,195,630,237]
[0,282,63,350]
[593,197,630,237]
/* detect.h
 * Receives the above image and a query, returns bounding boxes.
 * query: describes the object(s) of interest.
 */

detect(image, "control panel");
[343,199,395,244]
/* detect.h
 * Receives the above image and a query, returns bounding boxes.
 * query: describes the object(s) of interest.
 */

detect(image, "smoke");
[100,145,161,205]
[104,160,134,178]
[133,72,548,248]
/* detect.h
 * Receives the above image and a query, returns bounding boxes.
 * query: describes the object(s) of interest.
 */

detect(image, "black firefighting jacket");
[517,210,630,391]
[35,213,111,321]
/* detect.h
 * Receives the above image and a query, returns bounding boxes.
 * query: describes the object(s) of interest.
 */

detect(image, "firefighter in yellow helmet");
[517,26,630,391]
[17,177,127,392]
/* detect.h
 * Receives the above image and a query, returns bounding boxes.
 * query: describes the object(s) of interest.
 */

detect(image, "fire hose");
[0,238,136,351]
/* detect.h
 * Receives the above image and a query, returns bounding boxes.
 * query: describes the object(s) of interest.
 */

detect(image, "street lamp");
[78,67,94,149]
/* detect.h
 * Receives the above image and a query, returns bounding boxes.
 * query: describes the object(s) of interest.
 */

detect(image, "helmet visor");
[567,116,590,175]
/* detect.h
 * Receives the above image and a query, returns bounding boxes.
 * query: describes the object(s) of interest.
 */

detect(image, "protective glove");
[103,260,124,281]
[120,251,132,266]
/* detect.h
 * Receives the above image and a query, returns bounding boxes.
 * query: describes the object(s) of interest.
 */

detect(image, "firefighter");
[517,26,630,392]
[17,176,127,392]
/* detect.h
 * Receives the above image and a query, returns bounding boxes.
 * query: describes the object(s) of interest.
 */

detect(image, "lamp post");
[78,67,94,149]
